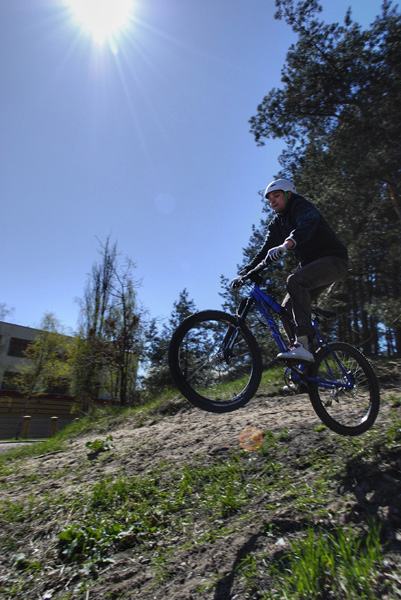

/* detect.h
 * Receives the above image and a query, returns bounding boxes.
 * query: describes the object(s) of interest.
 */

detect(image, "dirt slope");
[1,379,401,600]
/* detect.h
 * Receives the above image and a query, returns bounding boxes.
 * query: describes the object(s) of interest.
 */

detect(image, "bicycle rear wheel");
[308,342,380,436]
[168,310,263,413]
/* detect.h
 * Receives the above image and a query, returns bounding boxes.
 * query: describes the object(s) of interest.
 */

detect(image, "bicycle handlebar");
[242,261,267,285]
[231,259,273,291]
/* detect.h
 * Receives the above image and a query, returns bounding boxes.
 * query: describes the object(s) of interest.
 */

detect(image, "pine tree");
[246,0,401,354]
[143,289,197,396]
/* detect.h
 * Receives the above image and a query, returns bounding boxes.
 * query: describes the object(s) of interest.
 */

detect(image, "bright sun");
[68,0,134,44]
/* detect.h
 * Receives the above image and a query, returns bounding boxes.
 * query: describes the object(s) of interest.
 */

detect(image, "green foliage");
[244,0,401,355]
[57,473,170,567]
[1,384,400,598]
[14,313,72,400]
[11,553,41,573]
[74,237,143,408]
[86,435,114,458]
[1,495,36,523]
[143,288,197,396]
[55,453,283,573]
[266,522,383,600]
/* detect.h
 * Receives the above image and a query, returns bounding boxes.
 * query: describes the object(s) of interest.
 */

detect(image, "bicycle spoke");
[308,342,380,436]
[169,310,262,412]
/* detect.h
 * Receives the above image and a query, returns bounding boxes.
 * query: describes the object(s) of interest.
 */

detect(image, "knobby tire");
[168,310,263,413]
[308,342,380,436]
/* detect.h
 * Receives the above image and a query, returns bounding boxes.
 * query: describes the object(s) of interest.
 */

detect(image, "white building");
[0,321,114,439]
[0,321,77,439]
[0,321,44,390]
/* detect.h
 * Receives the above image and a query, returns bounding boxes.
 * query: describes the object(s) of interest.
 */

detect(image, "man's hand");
[267,244,287,263]
[230,276,245,290]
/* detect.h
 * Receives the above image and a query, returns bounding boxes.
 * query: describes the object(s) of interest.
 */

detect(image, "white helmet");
[264,178,297,199]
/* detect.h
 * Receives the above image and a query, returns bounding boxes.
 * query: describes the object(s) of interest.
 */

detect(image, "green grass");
[0,437,66,471]
[183,365,285,402]
[1,381,400,599]
[56,452,281,573]
[235,522,385,600]
[265,522,384,600]
[387,392,401,408]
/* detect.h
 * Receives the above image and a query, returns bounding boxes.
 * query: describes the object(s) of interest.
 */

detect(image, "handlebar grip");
[244,262,266,284]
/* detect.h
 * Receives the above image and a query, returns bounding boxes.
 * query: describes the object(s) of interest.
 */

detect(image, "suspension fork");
[236,296,254,321]
[218,297,255,360]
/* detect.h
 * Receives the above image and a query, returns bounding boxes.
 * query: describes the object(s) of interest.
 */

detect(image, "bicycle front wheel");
[308,342,380,436]
[168,310,263,413]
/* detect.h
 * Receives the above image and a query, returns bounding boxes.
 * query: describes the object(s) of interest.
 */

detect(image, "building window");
[8,337,32,358]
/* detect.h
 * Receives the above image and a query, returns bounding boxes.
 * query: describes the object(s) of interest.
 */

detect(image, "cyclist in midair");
[231,179,348,362]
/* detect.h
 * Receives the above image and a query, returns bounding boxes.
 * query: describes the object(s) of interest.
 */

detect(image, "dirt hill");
[0,364,400,600]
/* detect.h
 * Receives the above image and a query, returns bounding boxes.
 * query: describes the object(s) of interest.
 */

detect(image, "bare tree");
[73,238,143,409]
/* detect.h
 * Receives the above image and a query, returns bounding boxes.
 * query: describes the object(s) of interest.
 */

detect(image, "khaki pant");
[282,256,349,342]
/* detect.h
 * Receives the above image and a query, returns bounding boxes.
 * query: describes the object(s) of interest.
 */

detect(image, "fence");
[0,394,76,440]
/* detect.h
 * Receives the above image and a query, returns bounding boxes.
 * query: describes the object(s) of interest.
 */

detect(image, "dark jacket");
[246,194,348,270]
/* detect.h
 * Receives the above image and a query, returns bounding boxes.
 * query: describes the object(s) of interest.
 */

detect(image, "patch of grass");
[236,553,260,594]
[11,552,41,573]
[260,366,287,389]
[258,428,290,458]
[58,471,173,571]
[283,477,330,516]
[177,455,256,518]
[56,452,285,575]
[265,521,384,600]
[194,365,286,402]
[1,494,37,523]
[1,378,401,599]
[390,394,401,407]
[0,437,67,475]
[86,435,114,459]
[313,423,327,432]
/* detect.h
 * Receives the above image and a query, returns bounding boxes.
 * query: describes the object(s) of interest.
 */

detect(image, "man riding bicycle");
[231,179,348,363]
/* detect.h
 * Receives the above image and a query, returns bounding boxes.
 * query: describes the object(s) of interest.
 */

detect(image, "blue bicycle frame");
[237,280,355,392]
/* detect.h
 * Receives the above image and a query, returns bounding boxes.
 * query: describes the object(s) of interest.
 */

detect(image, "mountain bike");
[168,264,380,436]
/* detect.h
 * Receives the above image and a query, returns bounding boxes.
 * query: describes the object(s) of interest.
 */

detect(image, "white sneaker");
[282,382,298,394]
[282,380,308,394]
[277,342,315,363]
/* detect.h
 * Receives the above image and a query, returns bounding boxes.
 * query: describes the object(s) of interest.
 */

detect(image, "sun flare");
[68,0,134,44]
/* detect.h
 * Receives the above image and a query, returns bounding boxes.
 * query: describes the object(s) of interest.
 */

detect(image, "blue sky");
[1,0,387,332]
